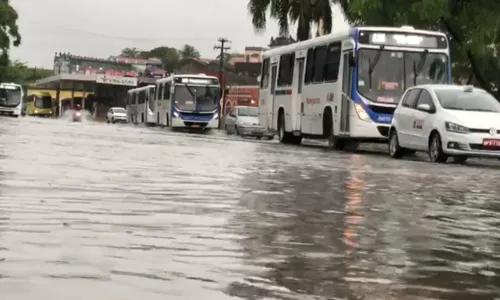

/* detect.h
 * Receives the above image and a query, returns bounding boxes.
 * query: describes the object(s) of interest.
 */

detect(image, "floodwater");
[0,116,499,300]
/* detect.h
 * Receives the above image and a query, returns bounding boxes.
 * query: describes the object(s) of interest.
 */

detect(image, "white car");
[389,84,500,163]
[224,106,273,140]
[107,107,127,123]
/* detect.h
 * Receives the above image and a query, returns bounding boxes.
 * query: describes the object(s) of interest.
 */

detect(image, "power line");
[23,21,220,42]
[214,37,230,129]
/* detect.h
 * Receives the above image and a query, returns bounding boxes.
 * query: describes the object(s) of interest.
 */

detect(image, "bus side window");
[324,42,341,82]
[157,84,163,100]
[305,48,314,84]
[278,53,295,86]
[164,83,170,99]
[313,45,327,83]
[260,58,270,89]
[139,91,145,104]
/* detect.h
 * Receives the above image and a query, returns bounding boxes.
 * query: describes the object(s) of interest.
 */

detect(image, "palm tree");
[179,44,200,60]
[120,47,141,58]
[247,0,335,41]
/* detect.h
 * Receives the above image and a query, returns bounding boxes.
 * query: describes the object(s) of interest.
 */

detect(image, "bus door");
[293,57,305,132]
[148,87,156,123]
[339,49,354,135]
[269,64,278,130]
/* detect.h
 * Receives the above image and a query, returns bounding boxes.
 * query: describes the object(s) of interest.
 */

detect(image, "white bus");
[126,85,157,125]
[155,74,220,130]
[259,26,451,149]
[0,82,23,117]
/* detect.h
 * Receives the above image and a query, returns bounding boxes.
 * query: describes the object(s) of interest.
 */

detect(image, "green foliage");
[247,0,336,41]
[1,60,52,85]
[179,44,200,60]
[118,44,201,72]
[0,0,21,82]
[346,0,500,96]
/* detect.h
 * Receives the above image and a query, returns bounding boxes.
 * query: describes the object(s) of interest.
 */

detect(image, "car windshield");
[174,85,219,111]
[0,87,22,107]
[113,108,126,114]
[35,96,52,108]
[238,107,258,117]
[435,89,500,112]
[357,49,448,104]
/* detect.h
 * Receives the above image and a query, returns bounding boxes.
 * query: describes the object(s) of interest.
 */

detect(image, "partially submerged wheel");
[428,132,448,163]
[388,129,404,158]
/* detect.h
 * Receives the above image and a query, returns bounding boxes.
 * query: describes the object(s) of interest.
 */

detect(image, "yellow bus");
[25,91,54,117]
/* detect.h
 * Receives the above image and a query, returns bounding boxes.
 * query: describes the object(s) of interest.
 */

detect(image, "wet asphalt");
[0,115,499,300]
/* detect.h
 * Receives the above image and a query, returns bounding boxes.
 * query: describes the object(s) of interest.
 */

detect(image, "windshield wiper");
[413,49,429,85]
[184,84,196,101]
[368,45,384,89]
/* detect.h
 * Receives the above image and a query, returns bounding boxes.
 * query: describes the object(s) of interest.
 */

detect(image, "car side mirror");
[417,103,433,112]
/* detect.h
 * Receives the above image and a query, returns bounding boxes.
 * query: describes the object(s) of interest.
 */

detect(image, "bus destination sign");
[175,77,219,85]
[359,31,448,49]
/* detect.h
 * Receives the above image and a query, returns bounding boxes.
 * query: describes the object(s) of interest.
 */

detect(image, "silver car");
[224,106,273,140]
[106,107,127,123]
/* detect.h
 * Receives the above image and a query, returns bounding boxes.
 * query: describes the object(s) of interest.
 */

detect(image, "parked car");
[389,84,500,163]
[224,106,273,140]
[106,107,127,123]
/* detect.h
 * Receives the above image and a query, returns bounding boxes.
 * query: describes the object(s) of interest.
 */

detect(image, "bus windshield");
[357,49,448,104]
[174,85,219,112]
[35,96,52,108]
[0,86,21,107]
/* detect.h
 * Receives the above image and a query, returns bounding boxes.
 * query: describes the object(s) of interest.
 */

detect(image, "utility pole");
[214,38,231,129]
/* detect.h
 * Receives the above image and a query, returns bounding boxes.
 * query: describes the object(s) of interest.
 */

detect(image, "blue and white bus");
[0,82,23,117]
[259,25,451,149]
[155,74,220,130]
[126,85,156,125]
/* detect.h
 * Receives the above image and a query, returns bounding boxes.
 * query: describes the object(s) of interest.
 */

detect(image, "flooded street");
[1,116,500,300]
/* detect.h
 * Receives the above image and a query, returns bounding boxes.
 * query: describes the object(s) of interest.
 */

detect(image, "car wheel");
[267,136,274,140]
[428,132,448,163]
[388,129,404,159]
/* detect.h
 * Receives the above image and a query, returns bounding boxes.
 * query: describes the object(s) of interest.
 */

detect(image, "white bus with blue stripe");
[155,74,220,130]
[126,85,156,125]
[259,25,451,149]
[0,82,23,117]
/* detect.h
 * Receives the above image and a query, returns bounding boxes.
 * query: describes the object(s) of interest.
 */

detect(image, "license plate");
[191,124,200,128]
[483,139,500,148]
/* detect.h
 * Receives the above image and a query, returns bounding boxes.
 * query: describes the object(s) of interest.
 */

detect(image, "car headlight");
[354,103,371,122]
[212,113,219,120]
[34,110,38,113]
[445,121,469,133]
[238,120,249,126]
[173,111,179,118]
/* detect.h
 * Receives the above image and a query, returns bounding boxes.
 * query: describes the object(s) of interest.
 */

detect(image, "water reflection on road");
[0,116,499,299]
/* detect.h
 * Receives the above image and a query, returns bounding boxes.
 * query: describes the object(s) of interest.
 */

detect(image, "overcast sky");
[10,0,347,69]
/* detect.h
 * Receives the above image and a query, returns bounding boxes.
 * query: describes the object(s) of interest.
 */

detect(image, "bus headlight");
[354,103,371,122]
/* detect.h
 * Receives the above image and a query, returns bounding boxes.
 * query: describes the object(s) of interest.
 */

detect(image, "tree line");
[119,44,201,72]
[247,0,500,98]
